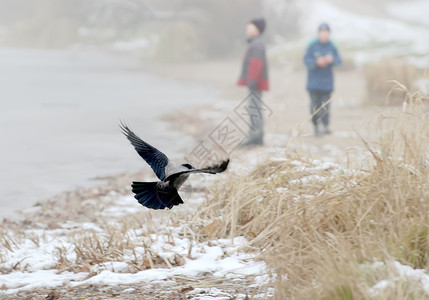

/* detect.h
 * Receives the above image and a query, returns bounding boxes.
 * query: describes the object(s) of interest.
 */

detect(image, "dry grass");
[0,168,269,298]
[51,215,190,276]
[364,59,419,105]
[196,88,429,298]
[3,84,429,298]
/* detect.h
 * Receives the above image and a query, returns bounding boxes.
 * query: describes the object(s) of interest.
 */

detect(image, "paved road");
[0,48,219,219]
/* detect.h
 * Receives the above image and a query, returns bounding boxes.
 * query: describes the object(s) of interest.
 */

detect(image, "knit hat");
[250,18,266,34]
[318,23,331,32]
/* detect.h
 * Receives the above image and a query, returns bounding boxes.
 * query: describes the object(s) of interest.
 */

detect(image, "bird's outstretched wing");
[166,159,230,183]
[120,121,169,180]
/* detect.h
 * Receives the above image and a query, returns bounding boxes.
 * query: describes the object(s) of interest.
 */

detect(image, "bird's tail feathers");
[131,181,183,210]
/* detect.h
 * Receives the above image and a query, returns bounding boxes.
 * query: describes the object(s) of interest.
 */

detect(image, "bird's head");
[181,163,194,170]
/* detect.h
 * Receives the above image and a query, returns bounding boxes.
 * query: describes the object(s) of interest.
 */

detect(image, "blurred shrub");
[176,0,261,59]
[364,59,418,105]
[155,20,206,61]
[0,0,263,59]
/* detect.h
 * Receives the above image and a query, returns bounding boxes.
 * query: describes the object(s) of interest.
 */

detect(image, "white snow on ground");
[0,270,87,292]
[69,236,267,288]
[289,174,326,185]
[369,261,429,296]
[0,193,271,296]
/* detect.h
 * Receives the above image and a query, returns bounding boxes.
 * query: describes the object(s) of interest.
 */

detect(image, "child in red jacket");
[237,18,269,146]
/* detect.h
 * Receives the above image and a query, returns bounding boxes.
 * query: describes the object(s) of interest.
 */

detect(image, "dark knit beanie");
[318,23,331,32]
[250,18,266,34]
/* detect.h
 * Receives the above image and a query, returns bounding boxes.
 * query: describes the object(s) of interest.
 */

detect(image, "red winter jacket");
[237,35,269,91]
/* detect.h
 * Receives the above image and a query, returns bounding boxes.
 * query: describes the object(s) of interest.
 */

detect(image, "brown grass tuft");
[364,59,419,106]
[197,88,429,298]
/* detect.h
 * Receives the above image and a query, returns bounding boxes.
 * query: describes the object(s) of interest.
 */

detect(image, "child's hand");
[316,56,327,67]
[325,55,334,65]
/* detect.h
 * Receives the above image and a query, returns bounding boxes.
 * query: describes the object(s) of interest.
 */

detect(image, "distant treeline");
[0,0,300,59]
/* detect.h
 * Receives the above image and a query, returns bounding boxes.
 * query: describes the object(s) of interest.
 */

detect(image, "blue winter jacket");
[304,39,342,92]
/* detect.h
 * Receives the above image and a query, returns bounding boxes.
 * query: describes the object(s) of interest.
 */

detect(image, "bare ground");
[143,59,378,158]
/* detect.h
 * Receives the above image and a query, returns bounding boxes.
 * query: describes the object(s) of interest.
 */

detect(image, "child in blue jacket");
[304,23,342,136]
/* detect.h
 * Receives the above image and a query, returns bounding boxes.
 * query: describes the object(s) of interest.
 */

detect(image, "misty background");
[0,0,427,63]
[0,0,298,58]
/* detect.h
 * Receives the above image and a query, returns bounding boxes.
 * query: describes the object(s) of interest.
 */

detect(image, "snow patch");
[369,261,429,296]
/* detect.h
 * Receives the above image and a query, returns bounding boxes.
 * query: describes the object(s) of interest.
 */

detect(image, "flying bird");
[120,122,229,210]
